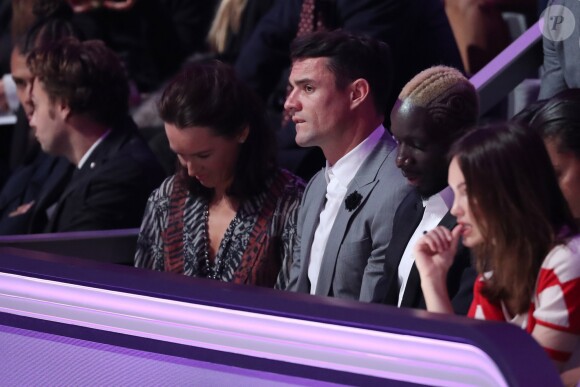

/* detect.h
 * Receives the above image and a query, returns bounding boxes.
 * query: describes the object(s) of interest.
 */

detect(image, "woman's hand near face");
[415,225,462,279]
[414,225,463,314]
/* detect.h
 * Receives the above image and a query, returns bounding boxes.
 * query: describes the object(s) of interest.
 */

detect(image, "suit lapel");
[44,128,131,231]
[383,191,423,305]
[297,174,327,292]
[54,127,130,205]
[28,158,74,233]
[314,132,395,296]
[400,210,458,308]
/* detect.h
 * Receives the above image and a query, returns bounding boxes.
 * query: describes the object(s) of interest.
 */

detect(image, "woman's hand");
[561,365,580,386]
[413,225,463,314]
[415,225,462,280]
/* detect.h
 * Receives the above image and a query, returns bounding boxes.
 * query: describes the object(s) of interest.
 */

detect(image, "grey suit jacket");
[287,132,411,302]
[539,0,580,99]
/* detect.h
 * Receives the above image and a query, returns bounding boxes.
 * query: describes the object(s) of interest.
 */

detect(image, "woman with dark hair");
[513,89,580,224]
[413,123,580,379]
[135,60,304,288]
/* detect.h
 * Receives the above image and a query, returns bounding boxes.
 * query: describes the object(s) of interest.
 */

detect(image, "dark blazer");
[29,120,165,233]
[0,153,72,235]
[0,0,11,75]
[380,190,476,315]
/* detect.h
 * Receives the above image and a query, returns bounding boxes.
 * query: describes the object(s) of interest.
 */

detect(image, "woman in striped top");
[134,60,304,289]
[413,123,580,382]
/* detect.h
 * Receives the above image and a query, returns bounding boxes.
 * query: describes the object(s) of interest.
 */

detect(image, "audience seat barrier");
[0,228,139,265]
[0,247,562,386]
[471,19,542,117]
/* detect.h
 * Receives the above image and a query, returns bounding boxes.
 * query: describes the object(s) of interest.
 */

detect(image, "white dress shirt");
[308,125,385,294]
[77,129,111,169]
[397,186,454,306]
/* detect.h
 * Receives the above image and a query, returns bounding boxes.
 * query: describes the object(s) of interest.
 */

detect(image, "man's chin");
[295,135,312,148]
[416,185,437,200]
[38,143,50,154]
[39,144,59,158]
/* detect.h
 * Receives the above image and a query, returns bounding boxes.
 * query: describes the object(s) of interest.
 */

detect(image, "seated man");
[284,30,411,301]
[539,0,580,99]
[24,38,164,233]
[0,7,81,234]
[235,0,463,180]
[378,66,479,313]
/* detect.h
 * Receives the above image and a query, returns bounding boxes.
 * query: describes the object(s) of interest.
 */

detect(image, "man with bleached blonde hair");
[376,65,479,313]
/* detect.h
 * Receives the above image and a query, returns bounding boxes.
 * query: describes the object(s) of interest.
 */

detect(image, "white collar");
[422,186,454,211]
[77,129,112,169]
[324,124,385,187]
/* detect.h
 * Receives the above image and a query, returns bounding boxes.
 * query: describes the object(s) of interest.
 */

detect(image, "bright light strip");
[0,272,507,386]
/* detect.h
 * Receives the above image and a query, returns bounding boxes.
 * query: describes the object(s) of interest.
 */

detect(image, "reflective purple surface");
[1,323,340,386]
[0,247,562,386]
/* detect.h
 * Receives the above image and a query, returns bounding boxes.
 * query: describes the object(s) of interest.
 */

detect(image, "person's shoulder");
[138,175,175,214]
[375,146,409,189]
[541,235,580,281]
[370,132,399,172]
[548,235,580,258]
[117,129,159,161]
[99,128,165,178]
[151,175,177,198]
[299,167,325,192]
[266,168,306,206]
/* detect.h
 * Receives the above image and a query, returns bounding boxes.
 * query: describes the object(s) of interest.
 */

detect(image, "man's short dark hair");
[290,30,393,116]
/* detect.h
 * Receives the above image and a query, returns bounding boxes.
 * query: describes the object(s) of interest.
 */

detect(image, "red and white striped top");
[468,236,580,371]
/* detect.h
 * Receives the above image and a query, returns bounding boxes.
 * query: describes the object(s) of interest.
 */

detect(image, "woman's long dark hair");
[449,123,577,314]
[158,60,277,200]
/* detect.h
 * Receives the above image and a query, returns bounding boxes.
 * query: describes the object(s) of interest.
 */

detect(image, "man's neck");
[324,118,383,165]
[418,182,448,202]
[67,117,110,166]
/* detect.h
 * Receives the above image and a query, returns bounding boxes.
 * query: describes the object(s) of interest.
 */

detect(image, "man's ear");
[238,125,250,144]
[350,78,370,110]
[58,99,71,121]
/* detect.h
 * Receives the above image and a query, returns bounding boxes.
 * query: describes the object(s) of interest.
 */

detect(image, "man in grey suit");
[539,0,580,99]
[283,30,411,301]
